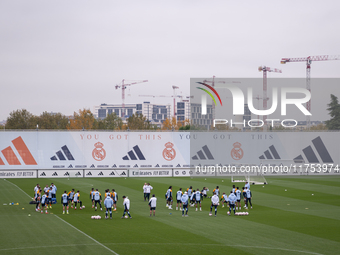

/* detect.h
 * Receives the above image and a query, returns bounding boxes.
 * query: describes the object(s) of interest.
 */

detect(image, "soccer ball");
[91,216,94,219]
[82,205,85,209]
[227,211,230,215]
[209,213,212,216]
[124,215,128,218]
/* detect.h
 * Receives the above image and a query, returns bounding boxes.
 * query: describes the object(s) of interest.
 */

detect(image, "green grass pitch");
[0,176,339,255]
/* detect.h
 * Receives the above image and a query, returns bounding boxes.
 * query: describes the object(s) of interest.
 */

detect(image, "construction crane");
[172,86,179,117]
[258,66,282,130]
[253,95,264,126]
[115,79,148,118]
[280,55,340,128]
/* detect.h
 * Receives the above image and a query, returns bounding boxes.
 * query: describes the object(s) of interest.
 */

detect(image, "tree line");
[1,94,339,130]
[1,109,191,131]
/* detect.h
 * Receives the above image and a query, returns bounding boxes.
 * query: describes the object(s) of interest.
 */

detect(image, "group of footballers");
[34,183,132,219]
[33,181,253,219]
[164,182,253,217]
[33,183,58,214]
[34,183,84,214]
[90,187,132,220]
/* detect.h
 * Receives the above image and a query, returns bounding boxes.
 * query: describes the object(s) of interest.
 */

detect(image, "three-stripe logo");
[0,136,37,165]
[259,145,281,160]
[293,136,333,163]
[192,145,214,160]
[122,145,146,160]
[50,145,75,161]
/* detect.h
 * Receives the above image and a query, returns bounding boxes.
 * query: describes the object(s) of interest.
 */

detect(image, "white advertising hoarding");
[0,132,190,170]
[129,169,172,177]
[0,170,36,178]
[38,170,83,178]
[84,169,127,178]
[0,131,339,176]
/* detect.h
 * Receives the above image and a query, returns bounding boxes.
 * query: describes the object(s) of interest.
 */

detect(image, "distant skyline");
[1,1,340,122]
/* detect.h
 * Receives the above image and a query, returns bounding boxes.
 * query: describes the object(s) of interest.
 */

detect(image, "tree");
[68,109,96,130]
[310,123,328,130]
[179,124,190,130]
[271,125,289,131]
[38,112,69,129]
[162,117,190,130]
[6,109,37,129]
[211,123,231,131]
[127,113,152,130]
[95,113,123,130]
[325,94,340,130]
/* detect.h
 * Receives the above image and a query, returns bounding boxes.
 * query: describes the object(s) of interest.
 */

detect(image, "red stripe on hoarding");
[0,157,4,165]
[12,136,37,165]
[2,146,21,165]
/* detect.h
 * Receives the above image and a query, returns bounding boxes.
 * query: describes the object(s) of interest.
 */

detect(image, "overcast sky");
[1,0,340,122]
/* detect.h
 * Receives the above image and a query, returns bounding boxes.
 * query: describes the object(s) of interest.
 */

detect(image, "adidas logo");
[86,171,92,176]
[112,164,117,168]
[90,164,95,168]
[64,172,70,176]
[50,145,75,161]
[40,172,46,176]
[155,164,160,167]
[52,172,58,176]
[293,136,333,164]
[120,171,126,176]
[133,164,138,168]
[122,145,146,160]
[176,164,181,167]
[0,136,37,166]
[259,145,281,160]
[68,164,73,168]
[98,171,104,176]
[109,171,115,175]
[192,145,214,160]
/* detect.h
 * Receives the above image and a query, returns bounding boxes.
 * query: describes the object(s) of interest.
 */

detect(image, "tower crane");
[115,79,148,118]
[258,66,282,129]
[172,86,179,117]
[253,95,264,126]
[280,55,340,128]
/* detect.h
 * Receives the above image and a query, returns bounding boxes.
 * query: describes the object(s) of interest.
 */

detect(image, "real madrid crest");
[92,142,106,161]
[231,142,243,160]
[163,142,176,161]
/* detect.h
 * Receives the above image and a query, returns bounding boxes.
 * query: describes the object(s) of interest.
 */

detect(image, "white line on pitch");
[4,179,119,255]
[0,243,97,251]
[100,243,323,255]
[55,215,119,255]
